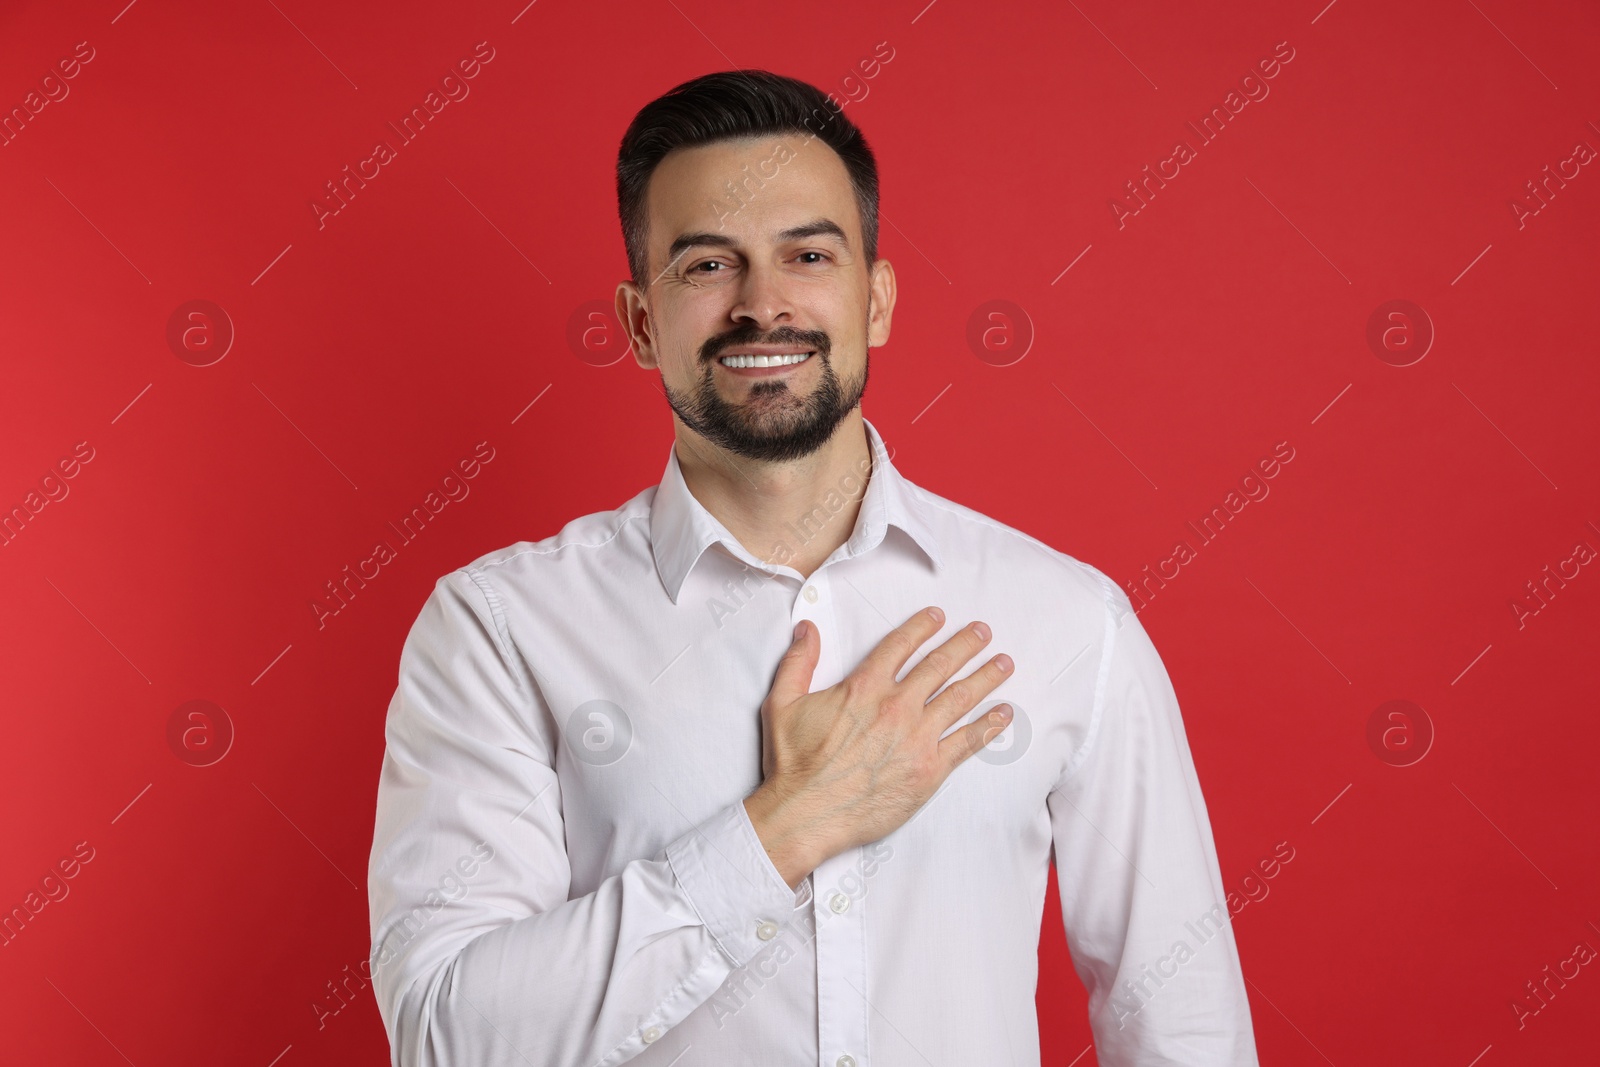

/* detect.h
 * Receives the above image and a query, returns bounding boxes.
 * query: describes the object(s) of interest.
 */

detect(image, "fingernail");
[927,607,944,623]
[995,654,1013,673]
[972,621,991,640]
[990,704,1013,723]
[793,620,806,641]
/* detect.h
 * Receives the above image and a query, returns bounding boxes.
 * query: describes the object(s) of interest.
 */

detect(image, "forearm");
[373,796,800,1067]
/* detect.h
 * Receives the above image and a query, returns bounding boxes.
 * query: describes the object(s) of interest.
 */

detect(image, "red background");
[3,0,1597,1063]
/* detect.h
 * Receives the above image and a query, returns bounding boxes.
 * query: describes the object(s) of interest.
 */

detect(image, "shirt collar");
[649,417,943,604]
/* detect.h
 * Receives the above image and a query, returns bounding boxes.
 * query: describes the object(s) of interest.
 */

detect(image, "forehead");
[645,134,860,250]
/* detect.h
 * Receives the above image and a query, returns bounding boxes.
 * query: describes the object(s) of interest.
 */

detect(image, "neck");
[672,410,873,580]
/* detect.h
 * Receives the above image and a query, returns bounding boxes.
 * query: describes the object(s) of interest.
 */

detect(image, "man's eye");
[797,252,828,264]
[690,261,724,274]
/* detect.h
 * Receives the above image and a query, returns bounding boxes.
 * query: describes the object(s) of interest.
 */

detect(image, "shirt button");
[642,1026,662,1043]
[837,1055,857,1067]
[802,585,819,603]
[756,920,779,941]
[829,892,851,914]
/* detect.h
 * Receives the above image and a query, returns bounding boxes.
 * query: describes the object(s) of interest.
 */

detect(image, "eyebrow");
[665,218,851,265]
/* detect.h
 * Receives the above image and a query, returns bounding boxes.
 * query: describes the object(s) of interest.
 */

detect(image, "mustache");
[701,325,830,362]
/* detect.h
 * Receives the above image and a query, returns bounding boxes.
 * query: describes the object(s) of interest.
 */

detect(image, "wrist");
[743,782,823,890]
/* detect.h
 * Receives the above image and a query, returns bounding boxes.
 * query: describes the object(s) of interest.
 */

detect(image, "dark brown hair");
[616,70,880,288]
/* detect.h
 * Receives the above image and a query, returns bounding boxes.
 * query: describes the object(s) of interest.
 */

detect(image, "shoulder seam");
[908,484,1125,607]
[1052,568,1123,792]
[464,509,649,576]
[457,567,535,705]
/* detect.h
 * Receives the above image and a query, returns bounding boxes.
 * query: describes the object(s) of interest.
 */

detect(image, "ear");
[615,281,658,369]
[866,258,896,349]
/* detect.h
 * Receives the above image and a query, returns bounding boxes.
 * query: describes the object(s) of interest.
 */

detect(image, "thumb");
[767,619,819,708]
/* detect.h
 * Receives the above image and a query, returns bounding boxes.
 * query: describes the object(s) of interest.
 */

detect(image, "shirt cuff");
[665,798,804,969]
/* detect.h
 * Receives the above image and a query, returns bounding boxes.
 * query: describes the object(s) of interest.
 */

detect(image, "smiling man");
[368,70,1258,1067]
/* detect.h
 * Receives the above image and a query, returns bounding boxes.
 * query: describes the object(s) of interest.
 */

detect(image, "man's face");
[616,134,895,463]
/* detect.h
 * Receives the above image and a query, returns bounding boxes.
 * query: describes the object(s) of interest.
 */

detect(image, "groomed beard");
[662,321,870,463]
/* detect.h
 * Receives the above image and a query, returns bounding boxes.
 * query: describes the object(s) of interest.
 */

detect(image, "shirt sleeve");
[367,568,801,1067]
[1046,581,1259,1066]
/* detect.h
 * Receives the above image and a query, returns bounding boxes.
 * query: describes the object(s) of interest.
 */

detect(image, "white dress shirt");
[367,416,1259,1067]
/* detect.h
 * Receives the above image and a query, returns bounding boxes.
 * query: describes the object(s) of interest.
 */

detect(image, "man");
[368,70,1258,1066]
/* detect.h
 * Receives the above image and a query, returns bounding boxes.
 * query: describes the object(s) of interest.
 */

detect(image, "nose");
[728,256,796,333]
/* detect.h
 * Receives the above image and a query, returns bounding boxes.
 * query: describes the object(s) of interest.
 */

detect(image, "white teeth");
[718,352,812,368]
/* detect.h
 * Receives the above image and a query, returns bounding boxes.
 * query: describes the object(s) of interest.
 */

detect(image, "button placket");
[813,845,868,1067]
[792,570,838,688]
[787,569,865,1066]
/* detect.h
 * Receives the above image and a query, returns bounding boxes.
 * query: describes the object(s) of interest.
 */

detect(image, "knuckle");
[877,692,908,720]
[941,678,971,707]
[841,672,872,706]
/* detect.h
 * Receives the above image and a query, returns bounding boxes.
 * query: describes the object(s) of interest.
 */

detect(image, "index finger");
[855,606,947,689]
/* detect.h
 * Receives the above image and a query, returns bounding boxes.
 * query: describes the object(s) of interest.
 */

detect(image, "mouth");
[715,351,815,375]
